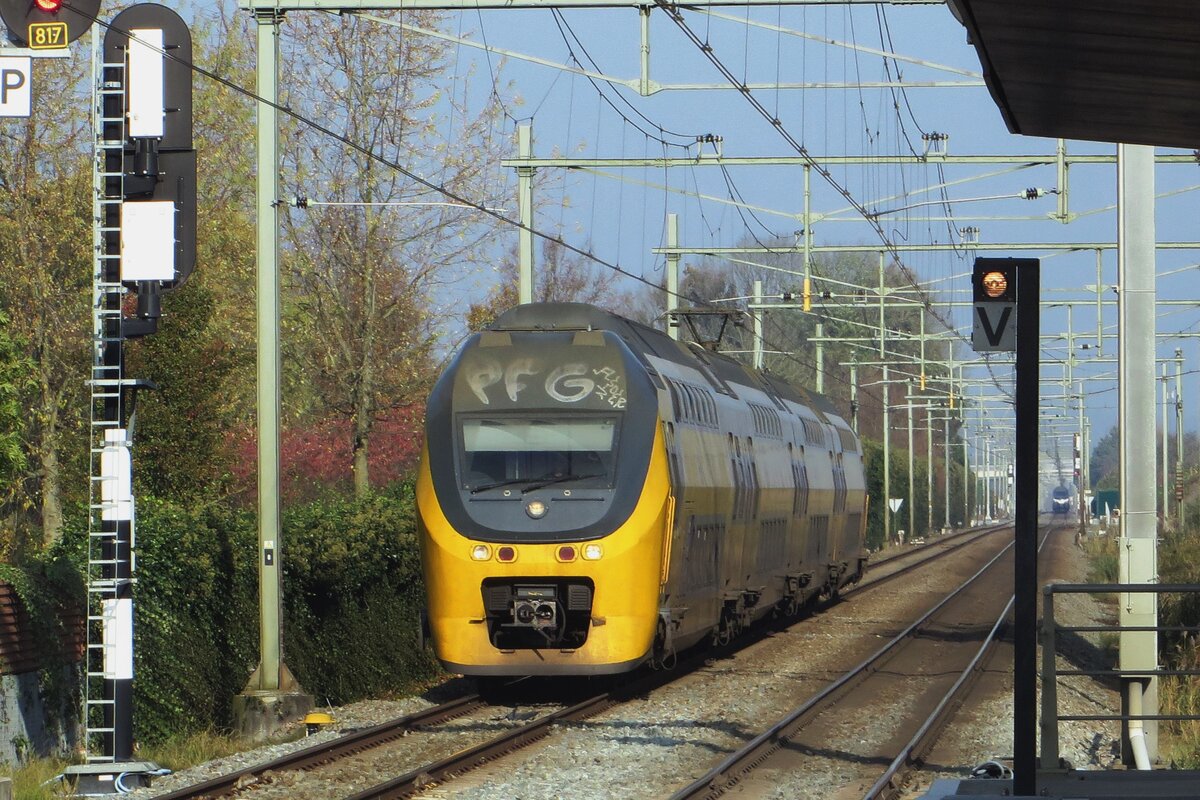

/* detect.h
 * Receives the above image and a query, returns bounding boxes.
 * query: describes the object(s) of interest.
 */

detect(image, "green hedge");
[55,483,440,745]
[279,483,438,704]
[130,498,259,743]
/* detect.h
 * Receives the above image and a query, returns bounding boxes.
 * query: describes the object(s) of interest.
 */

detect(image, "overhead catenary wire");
[76,4,909,411]
[653,0,962,348]
[550,8,699,149]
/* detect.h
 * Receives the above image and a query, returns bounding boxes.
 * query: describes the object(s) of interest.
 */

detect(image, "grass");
[0,729,259,800]
[1084,534,1120,584]
[135,728,252,773]
[0,757,74,800]
[1083,524,1200,767]
[1161,640,1200,768]
[1159,527,1200,768]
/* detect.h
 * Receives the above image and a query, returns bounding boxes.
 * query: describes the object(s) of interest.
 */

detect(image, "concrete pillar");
[1117,142,1158,764]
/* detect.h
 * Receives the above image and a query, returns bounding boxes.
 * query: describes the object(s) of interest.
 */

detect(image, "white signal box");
[128,28,164,138]
[120,201,176,281]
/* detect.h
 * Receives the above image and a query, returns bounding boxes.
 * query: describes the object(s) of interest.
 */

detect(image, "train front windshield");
[461,417,618,490]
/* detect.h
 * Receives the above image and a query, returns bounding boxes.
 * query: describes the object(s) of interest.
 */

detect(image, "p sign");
[0,57,31,117]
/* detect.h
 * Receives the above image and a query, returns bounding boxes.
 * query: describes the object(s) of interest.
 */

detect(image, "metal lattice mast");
[85,32,133,764]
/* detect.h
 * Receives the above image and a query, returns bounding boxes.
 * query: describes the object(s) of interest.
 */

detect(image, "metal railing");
[1040,583,1200,768]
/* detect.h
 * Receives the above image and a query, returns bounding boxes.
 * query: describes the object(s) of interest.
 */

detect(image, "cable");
[78,5,721,315]
[550,9,699,149]
[80,5,961,417]
[654,0,961,346]
[970,760,1013,780]
[472,5,518,124]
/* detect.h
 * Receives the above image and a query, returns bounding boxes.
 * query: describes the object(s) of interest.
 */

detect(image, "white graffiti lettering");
[464,356,626,406]
[505,358,540,402]
[546,364,595,403]
[593,367,627,409]
[464,358,502,405]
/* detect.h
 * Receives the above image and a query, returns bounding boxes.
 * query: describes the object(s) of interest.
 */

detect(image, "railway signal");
[971,258,1019,352]
[65,6,193,793]
[102,3,196,337]
[0,0,100,47]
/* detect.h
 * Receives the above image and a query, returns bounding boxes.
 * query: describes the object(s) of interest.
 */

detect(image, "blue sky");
[104,1,1200,458]
[421,2,1199,456]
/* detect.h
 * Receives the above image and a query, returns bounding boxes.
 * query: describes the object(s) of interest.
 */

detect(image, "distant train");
[1051,485,1071,515]
[417,303,869,676]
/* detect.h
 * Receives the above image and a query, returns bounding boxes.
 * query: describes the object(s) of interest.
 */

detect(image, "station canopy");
[947,0,1200,150]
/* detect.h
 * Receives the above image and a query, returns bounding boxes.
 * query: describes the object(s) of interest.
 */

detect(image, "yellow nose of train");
[416,430,673,676]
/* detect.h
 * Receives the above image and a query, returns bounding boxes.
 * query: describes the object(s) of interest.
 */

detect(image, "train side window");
[728,433,741,519]
[667,380,682,421]
[731,463,742,519]
[793,449,810,517]
[664,422,682,485]
[747,437,760,519]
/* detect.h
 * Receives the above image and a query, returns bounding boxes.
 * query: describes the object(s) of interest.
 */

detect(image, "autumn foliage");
[229,406,425,505]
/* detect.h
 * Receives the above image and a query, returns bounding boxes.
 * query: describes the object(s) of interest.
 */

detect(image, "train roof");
[489,303,845,424]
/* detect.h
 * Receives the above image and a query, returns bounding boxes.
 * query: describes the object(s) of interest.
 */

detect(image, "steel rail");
[157,524,1011,800]
[864,597,1014,800]
[670,527,1027,800]
[863,527,1054,799]
[852,522,1009,593]
[152,695,487,800]
[330,526,1008,798]
[344,682,650,799]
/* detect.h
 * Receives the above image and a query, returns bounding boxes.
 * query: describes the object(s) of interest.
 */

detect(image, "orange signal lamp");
[981,270,1008,299]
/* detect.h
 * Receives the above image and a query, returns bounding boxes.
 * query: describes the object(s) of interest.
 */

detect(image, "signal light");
[1,0,99,46]
[556,546,576,563]
[972,259,1018,303]
[980,270,1008,298]
[496,546,517,563]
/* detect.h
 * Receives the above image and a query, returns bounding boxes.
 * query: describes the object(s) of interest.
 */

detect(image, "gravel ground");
[903,526,1123,799]
[123,527,1123,800]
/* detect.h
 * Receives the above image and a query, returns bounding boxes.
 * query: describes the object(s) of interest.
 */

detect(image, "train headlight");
[525,499,548,519]
[582,544,603,560]
[470,545,491,561]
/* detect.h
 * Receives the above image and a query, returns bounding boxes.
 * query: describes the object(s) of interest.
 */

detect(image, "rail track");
[152,697,488,800]
[671,524,1046,800]
[149,524,1012,800]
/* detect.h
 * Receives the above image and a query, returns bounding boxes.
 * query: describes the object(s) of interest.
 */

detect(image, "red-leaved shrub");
[229,406,425,504]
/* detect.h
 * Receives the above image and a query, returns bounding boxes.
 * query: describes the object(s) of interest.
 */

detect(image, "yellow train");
[417,303,868,676]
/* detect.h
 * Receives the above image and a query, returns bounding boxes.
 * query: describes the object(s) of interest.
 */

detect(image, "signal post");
[972,257,1039,796]
[3,2,199,792]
